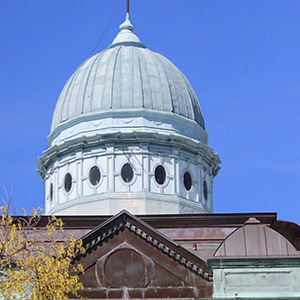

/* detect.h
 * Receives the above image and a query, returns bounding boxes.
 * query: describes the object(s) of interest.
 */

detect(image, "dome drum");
[43,142,214,215]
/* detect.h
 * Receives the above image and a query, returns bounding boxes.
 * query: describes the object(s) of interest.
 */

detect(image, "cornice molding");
[76,210,213,281]
[49,109,208,145]
[208,257,300,269]
[37,131,220,179]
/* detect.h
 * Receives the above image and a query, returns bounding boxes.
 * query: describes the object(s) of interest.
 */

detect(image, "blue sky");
[0,1,299,224]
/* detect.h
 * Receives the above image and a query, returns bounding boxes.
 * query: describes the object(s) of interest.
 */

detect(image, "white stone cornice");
[37,131,220,179]
[48,110,208,146]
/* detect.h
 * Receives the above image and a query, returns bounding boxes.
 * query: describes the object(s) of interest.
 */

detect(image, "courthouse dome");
[38,14,220,216]
[50,16,205,135]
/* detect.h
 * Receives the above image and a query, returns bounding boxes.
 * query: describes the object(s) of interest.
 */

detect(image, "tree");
[0,204,85,300]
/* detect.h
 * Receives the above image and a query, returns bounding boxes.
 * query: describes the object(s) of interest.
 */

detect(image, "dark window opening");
[90,166,101,186]
[203,180,208,200]
[50,183,53,202]
[183,171,192,191]
[121,163,134,183]
[155,165,166,185]
[64,173,72,193]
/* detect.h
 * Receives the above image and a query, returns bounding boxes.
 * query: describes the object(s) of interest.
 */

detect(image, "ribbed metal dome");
[214,218,300,258]
[51,16,205,133]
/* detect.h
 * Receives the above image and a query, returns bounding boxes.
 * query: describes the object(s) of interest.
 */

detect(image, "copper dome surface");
[214,218,300,258]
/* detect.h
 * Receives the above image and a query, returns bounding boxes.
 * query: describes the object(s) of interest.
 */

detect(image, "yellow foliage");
[0,205,85,300]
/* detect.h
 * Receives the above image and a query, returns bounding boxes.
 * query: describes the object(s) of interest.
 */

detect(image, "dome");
[214,218,300,258]
[49,15,205,143]
[37,14,220,216]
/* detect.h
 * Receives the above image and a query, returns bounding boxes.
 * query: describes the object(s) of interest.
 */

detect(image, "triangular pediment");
[73,210,212,299]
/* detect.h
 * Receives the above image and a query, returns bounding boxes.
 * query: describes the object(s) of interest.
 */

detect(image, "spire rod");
[127,0,129,15]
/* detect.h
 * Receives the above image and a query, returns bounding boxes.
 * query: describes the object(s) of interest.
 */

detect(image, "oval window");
[50,183,53,202]
[155,165,166,185]
[89,166,101,186]
[203,180,208,200]
[121,163,134,183]
[64,173,72,193]
[183,171,192,191]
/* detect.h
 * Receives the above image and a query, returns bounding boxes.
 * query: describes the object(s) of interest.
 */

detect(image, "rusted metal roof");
[213,217,300,258]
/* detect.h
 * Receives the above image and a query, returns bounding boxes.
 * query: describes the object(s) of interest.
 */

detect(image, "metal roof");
[51,15,205,133]
[213,217,300,258]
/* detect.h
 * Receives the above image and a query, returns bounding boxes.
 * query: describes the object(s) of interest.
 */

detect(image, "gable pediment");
[73,210,212,299]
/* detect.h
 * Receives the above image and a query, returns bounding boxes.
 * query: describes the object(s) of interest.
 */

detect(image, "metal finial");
[118,0,134,31]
